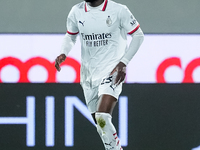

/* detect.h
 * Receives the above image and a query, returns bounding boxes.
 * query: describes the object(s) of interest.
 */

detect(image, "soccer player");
[55,0,144,149]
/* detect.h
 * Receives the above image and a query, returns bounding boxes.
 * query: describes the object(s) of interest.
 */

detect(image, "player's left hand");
[110,62,126,85]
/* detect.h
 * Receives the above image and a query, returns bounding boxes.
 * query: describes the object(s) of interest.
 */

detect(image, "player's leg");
[91,94,117,123]
[82,74,123,150]
[97,94,117,114]
[82,87,99,123]
[95,75,123,150]
[91,113,97,124]
[95,95,123,150]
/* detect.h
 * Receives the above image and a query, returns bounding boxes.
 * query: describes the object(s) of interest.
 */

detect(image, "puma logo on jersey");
[105,142,112,146]
[105,142,114,149]
[79,21,85,26]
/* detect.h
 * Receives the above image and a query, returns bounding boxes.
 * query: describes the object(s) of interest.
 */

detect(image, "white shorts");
[82,74,123,113]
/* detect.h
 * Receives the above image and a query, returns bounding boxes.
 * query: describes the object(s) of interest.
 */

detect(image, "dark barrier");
[0,84,200,150]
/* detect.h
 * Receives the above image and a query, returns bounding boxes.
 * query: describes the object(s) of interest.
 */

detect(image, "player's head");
[84,0,96,2]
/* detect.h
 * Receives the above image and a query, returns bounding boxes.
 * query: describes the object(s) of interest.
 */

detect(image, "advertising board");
[0,84,200,150]
[1,34,200,83]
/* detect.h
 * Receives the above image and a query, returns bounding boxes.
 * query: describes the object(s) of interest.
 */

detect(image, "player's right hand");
[55,54,66,72]
[110,62,126,85]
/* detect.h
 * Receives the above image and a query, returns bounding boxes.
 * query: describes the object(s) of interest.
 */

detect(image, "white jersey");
[67,0,140,89]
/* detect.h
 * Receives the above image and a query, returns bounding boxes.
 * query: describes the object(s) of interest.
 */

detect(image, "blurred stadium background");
[0,0,200,150]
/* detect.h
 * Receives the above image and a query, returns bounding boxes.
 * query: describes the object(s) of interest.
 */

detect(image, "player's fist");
[55,54,66,72]
[110,62,126,85]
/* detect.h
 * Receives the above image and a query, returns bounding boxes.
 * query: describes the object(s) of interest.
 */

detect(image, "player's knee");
[95,112,112,129]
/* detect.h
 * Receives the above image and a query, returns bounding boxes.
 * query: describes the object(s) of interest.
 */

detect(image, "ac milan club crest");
[106,16,112,27]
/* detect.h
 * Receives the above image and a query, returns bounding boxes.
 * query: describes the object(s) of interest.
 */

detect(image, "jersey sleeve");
[66,6,79,35]
[120,6,140,34]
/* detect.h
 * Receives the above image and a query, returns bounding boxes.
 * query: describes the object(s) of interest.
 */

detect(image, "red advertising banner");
[0,34,200,83]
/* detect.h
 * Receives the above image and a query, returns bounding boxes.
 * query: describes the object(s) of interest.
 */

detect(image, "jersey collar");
[85,0,108,12]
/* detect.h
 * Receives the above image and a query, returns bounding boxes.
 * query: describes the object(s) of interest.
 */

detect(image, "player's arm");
[120,5,144,65]
[120,27,144,65]
[55,33,78,71]
[110,6,144,85]
[111,28,144,85]
[55,6,79,72]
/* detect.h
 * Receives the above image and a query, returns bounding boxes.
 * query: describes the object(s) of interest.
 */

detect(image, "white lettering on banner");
[45,96,55,147]
[119,96,128,146]
[0,96,35,147]
[192,145,200,150]
[0,95,128,147]
[64,96,96,147]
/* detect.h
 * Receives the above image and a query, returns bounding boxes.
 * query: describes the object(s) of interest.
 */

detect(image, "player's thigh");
[97,94,117,114]
[97,76,123,114]
[98,75,123,101]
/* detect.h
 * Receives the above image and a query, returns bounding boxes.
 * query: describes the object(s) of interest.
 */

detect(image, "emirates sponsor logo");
[81,33,112,41]
[81,33,112,47]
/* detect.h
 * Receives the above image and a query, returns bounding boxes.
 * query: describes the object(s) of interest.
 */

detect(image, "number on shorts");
[101,76,112,85]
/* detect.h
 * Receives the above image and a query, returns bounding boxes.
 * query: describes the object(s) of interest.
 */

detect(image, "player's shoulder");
[71,1,85,12]
[108,0,130,18]
[108,0,128,11]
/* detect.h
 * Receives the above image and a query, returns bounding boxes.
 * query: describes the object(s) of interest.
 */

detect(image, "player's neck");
[87,0,104,7]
